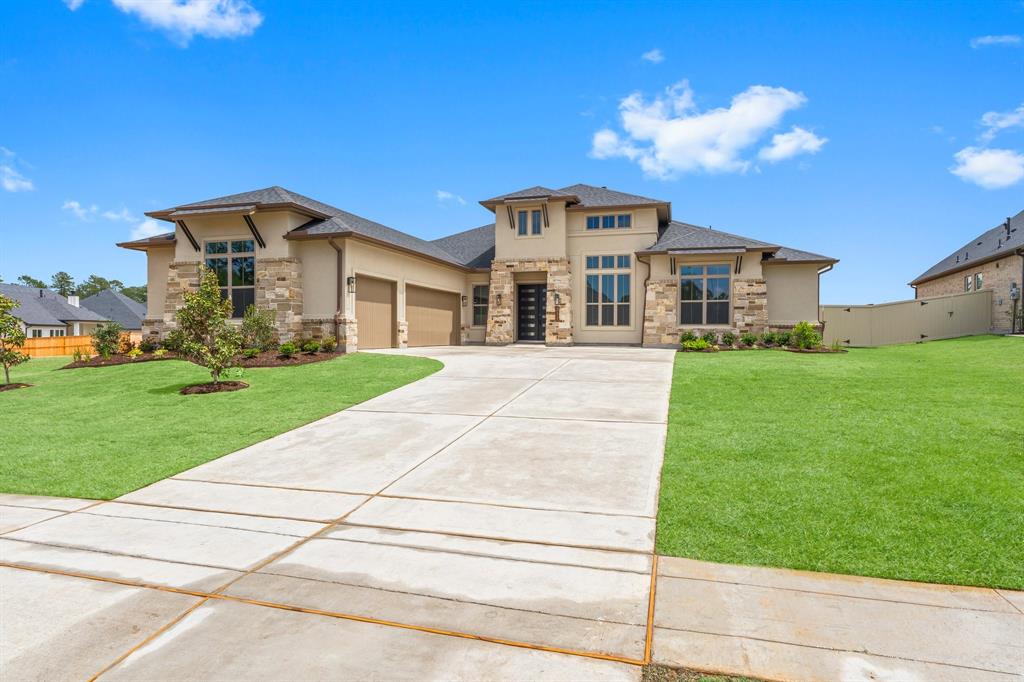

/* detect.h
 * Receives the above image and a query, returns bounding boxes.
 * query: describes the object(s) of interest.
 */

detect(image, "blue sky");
[0,0,1021,304]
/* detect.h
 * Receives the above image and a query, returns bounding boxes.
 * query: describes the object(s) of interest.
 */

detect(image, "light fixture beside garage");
[461,295,468,306]
[347,276,356,294]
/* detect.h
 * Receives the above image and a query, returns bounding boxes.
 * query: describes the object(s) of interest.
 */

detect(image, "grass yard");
[0,353,440,499]
[657,335,1023,590]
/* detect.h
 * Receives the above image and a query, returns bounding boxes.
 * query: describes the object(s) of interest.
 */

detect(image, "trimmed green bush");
[302,340,320,354]
[701,331,717,345]
[278,342,298,358]
[242,347,261,359]
[721,331,736,347]
[91,322,124,359]
[791,321,822,349]
[320,335,338,352]
[680,330,698,343]
[776,331,792,347]
[739,332,757,347]
[682,338,715,351]
[241,305,277,351]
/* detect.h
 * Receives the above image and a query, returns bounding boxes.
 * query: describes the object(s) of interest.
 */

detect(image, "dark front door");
[517,284,547,342]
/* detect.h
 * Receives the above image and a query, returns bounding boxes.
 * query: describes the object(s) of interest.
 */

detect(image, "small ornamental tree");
[175,266,242,384]
[0,293,29,385]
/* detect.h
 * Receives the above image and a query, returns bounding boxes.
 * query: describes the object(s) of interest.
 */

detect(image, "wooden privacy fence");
[821,290,992,347]
[22,332,143,358]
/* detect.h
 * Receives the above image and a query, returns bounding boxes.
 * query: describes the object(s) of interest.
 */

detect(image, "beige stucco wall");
[145,246,174,319]
[914,254,1022,333]
[493,200,569,260]
[294,239,339,319]
[765,263,822,324]
[171,210,310,262]
[465,272,490,343]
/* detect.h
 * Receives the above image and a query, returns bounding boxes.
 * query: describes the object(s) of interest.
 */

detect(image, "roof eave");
[146,202,330,223]
[478,196,577,211]
[909,248,1022,286]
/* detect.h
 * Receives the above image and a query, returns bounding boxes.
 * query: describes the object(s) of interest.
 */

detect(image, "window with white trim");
[974,273,983,290]
[964,275,972,292]
[585,214,631,230]
[472,285,489,326]
[517,209,542,236]
[31,329,42,338]
[49,329,65,337]
[584,255,631,326]
[205,239,255,318]
[680,264,731,325]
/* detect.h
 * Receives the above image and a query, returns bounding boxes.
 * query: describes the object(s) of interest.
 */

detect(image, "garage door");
[407,285,460,347]
[355,276,395,349]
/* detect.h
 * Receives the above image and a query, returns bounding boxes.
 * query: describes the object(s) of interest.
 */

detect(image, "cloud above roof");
[591,80,826,178]
[950,147,1024,189]
[106,0,263,45]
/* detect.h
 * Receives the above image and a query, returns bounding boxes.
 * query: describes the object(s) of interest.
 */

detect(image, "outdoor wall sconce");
[347,276,356,294]
[553,292,561,306]
[496,293,502,305]
[461,295,468,306]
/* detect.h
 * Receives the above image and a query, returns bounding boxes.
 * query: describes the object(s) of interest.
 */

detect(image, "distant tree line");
[1,272,146,304]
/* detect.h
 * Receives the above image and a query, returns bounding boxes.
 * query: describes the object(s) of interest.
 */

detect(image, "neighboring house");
[118,184,837,350]
[910,209,1023,334]
[81,289,147,331]
[0,283,108,337]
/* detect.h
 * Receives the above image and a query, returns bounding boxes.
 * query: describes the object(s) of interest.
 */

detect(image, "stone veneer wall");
[642,276,771,347]
[255,257,303,341]
[486,258,572,345]
[915,254,1023,333]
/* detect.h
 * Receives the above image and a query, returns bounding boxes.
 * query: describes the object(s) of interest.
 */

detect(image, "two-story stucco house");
[118,184,837,350]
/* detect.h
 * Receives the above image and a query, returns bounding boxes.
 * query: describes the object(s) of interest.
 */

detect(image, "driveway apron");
[0,345,674,680]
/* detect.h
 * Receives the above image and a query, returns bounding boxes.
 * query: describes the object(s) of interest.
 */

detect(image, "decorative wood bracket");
[176,220,199,252]
[243,214,267,249]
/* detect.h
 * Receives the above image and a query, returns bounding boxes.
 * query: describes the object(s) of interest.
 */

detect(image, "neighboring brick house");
[910,209,1024,334]
[118,184,837,350]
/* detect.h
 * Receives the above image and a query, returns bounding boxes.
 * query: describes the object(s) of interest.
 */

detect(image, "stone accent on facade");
[485,258,573,345]
[642,279,679,347]
[255,257,303,341]
[732,278,769,334]
[301,318,335,340]
[396,319,409,349]
[915,254,1023,333]
[338,315,358,353]
[459,323,471,345]
[141,318,167,339]
[163,261,201,330]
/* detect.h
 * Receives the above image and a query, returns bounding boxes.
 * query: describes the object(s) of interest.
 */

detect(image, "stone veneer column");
[733,278,768,334]
[338,314,358,353]
[396,320,409,349]
[255,257,303,342]
[160,261,201,336]
[642,279,679,347]
[486,266,515,345]
[544,260,573,346]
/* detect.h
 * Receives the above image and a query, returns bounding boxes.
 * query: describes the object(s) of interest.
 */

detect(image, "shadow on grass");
[147,383,194,396]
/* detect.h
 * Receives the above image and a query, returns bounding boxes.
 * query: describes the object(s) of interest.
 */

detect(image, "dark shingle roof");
[81,289,146,330]
[642,221,836,264]
[910,209,1024,285]
[431,224,495,270]
[770,246,838,263]
[118,232,176,250]
[0,284,108,326]
[481,186,578,204]
[558,184,666,208]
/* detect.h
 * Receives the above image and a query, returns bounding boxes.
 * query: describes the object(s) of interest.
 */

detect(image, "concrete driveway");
[1,345,674,681]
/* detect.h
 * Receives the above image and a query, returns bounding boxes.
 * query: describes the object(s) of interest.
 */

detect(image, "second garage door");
[407,285,460,347]
[355,276,396,349]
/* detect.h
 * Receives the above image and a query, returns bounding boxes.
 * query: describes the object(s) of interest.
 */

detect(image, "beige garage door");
[355,276,395,349]
[407,285,460,347]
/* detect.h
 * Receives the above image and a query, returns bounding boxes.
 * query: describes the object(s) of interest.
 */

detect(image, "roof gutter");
[285,230,478,273]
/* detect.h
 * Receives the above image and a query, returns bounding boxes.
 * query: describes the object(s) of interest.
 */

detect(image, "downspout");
[1017,248,1024,333]
[636,253,653,346]
[816,263,834,335]
[328,238,343,341]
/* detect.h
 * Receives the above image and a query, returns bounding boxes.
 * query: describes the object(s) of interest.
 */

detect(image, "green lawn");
[0,353,440,499]
[657,335,1023,590]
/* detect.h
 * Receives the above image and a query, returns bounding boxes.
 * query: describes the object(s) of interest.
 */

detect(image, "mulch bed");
[62,349,340,370]
[0,383,31,392]
[62,352,182,369]
[784,346,847,353]
[179,381,249,395]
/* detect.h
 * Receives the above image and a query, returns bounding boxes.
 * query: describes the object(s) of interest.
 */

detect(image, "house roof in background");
[910,209,1024,285]
[0,283,108,326]
[81,289,146,330]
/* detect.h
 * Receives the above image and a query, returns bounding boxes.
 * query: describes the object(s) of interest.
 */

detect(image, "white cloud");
[950,147,1024,189]
[102,207,135,222]
[111,0,263,44]
[63,0,86,10]
[970,35,1022,48]
[979,103,1024,142]
[758,126,828,162]
[641,49,664,64]
[591,80,820,177]
[131,218,165,240]
[435,190,466,206]
[1,165,33,192]
[63,200,99,221]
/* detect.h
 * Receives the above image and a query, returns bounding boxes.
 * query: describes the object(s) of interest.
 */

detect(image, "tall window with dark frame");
[585,255,631,326]
[205,239,255,318]
[472,285,489,326]
[680,264,731,325]
[517,209,542,236]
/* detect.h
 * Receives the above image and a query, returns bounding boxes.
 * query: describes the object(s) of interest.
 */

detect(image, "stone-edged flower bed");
[0,382,31,392]
[179,380,249,395]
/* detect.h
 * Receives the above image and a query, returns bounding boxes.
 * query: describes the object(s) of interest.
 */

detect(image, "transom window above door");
[585,255,631,326]
[585,214,631,230]
[680,264,731,326]
[517,209,543,236]
[205,239,255,318]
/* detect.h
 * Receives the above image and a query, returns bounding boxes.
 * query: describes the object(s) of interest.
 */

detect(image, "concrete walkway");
[1,345,1021,681]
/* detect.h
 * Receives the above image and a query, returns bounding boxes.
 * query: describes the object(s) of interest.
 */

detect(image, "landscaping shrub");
[682,338,715,351]
[701,331,718,345]
[739,332,757,347]
[139,337,159,353]
[162,329,186,353]
[791,320,823,349]
[301,340,320,354]
[174,266,243,384]
[320,335,338,353]
[0,293,29,384]
[776,331,792,347]
[241,305,277,351]
[242,347,260,359]
[278,342,298,358]
[71,348,84,363]
[759,331,777,346]
[680,330,698,343]
[126,348,143,360]
[153,349,167,357]
[91,322,124,359]
[721,331,736,347]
